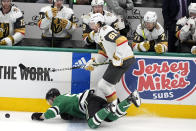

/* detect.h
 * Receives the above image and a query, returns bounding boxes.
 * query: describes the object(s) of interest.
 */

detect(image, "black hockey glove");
[31,112,44,121]
[60,113,74,120]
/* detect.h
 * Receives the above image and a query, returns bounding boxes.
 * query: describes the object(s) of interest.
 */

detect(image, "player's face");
[1,0,11,10]
[89,22,99,32]
[93,5,103,14]
[190,12,196,18]
[144,22,155,30]
[55,0,63,8]
[48,0,52,4]
[47,99,53,106]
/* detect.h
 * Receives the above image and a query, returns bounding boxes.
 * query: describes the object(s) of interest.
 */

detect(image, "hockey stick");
[51,0,55,47]
[138,10,146,41]
[19,61,110,73]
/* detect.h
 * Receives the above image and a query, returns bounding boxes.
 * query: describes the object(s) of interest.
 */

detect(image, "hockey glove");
[46,7,58,19]
[0,40,6,45]
[138,41,150,52]
[112,53,123,66]
[154,43,166,54]
[60,113,74,120]
[84,57,96,71]
[31,112,44,121]
[0,37,13,46]
[191,46,196,55]
[60,18,72,30]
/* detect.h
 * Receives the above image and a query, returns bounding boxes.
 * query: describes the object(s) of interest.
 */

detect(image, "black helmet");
[46,88,60,100]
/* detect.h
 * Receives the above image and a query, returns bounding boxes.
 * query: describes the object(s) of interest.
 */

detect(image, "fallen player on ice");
[31,88,141,129]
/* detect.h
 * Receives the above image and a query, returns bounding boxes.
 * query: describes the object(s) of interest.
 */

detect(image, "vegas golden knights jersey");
[38,5,77,39]
[0,5,25,45]
[89,25,134,63]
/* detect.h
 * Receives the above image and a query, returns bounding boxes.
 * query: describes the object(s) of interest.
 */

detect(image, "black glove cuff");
[31,112,44,121]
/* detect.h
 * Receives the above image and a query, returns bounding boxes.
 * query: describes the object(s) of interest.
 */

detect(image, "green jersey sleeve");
[44,94,86,119]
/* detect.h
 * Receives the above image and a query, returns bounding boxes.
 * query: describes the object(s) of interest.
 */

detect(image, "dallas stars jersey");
[38,5,76,39]
[44,91,91,120]
[90,25,134,63]
[0,5,25,45]
[82,10,119,40]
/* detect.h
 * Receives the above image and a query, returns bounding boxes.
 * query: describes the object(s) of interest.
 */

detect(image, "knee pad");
[98,78,116,98]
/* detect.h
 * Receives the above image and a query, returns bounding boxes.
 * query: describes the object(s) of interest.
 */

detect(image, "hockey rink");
[0,111,195,131]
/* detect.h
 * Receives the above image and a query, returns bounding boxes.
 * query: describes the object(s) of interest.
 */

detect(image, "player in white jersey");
[84,13,138,113]
[37,0,77,41]
[0,0,25,46]
[105,0,134,37]
[132,11,168,54]
[176,3,196,55]
[82,0,119,48]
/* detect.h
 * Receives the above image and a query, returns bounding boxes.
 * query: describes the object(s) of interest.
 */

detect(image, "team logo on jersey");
[122,58,196,101]
[0,23,9,39]
[51,18,63,33]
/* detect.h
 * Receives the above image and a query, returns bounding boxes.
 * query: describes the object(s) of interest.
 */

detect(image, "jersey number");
[109,32,118,40]
[20,19,25,26]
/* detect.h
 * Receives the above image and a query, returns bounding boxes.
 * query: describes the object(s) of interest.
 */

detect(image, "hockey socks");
[88,108,110,129]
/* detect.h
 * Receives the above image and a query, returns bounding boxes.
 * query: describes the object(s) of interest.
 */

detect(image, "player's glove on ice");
[31,112,44,121]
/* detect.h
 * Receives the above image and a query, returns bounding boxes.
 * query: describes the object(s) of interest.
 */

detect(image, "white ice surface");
[0,111,195,131]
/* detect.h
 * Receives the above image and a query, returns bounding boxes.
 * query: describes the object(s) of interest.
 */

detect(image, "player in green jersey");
[31,88,141,129]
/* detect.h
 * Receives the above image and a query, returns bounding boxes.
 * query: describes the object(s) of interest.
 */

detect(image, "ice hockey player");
[132,11,168,54]
[0,0,25,46]
[82,0,119,48]
[37,0,77,41]
[31,88,141,129]
[105,0,134,36]
[84,13,136,113]
[176,3,196,55]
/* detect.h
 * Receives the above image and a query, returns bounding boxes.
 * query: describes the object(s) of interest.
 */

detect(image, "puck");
[5,113,10,118]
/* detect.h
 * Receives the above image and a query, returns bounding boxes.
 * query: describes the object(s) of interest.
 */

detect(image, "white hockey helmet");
[188,3,196,14]
[89,13,105,25]
[91,0,104,6]
[53,0,64,2]
[144,11,158,23]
